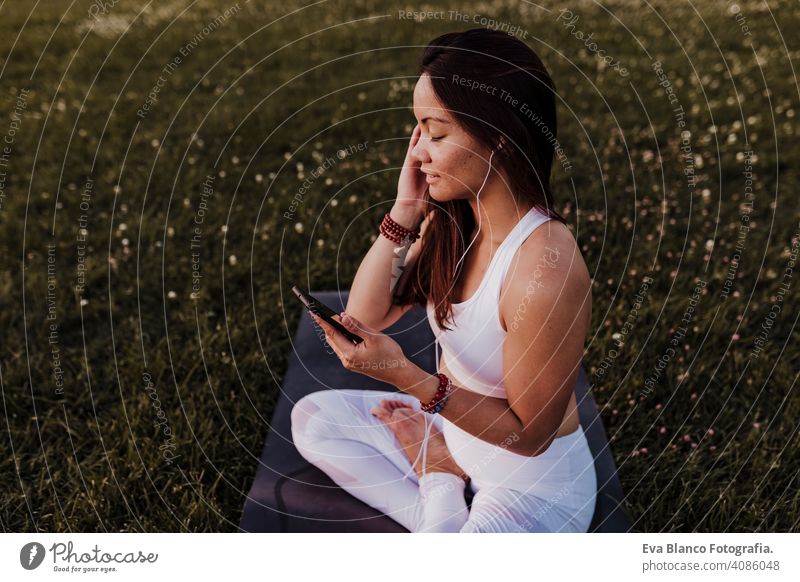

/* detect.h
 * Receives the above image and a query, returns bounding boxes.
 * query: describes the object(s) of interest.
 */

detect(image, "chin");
[429,183,464,203]
[428,184,445,201]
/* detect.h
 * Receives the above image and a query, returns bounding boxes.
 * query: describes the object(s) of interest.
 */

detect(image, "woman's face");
[411,73,493,202]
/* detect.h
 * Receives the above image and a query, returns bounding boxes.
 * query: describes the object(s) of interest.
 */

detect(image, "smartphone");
[291,285,364,345]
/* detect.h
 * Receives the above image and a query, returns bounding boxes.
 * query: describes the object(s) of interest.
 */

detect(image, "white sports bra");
[425,207,553,399]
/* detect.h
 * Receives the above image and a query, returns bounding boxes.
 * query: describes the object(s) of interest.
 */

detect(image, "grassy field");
[0,0,798,532]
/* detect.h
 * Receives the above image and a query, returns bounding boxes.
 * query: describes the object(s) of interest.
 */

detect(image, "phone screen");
[291,286,365,345]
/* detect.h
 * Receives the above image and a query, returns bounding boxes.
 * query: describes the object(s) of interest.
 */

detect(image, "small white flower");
[168,291,177,299]
[228,255,238,266]
[294,222,304,234]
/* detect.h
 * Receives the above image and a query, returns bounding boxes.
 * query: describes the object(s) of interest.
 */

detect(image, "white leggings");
[291,388,597,533]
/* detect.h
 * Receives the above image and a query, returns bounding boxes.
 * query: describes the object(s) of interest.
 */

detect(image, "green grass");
[0,0,798,532]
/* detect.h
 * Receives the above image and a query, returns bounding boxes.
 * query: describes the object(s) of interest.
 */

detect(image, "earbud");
[495,136,507,152]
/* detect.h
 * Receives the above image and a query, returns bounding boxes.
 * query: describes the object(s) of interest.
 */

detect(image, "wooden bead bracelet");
[420,372,453,414]
[380,212,421,245]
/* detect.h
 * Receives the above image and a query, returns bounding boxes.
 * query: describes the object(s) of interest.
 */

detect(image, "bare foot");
[371,399,469,483]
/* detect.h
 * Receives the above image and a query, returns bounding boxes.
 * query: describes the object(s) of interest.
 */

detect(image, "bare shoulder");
[523,220,590,284]
[499,220,592,332]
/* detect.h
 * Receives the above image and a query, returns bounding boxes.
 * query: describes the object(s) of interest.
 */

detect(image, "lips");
[421,169,440,183]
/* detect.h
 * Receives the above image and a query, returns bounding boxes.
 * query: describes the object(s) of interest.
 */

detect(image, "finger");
[406,125,421,158]
[339,312,357,333]
[309,311,326,332]
[323,330,346,360]
[310,312,337,336]
[340,311,372,337]
[311,313,344,349]
[314,315,356,362]
[409,123,420,148]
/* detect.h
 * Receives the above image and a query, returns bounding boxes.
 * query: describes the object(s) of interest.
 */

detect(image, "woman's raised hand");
[393,124,428,226]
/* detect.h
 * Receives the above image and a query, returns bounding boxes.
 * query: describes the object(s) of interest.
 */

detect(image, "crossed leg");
[291,389,470,532]
[291,388,576,533]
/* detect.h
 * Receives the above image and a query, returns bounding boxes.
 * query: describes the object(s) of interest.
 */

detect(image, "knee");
[291,392,328,444]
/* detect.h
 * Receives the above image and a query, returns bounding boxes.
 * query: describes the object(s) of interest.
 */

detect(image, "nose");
[411,135,432,163]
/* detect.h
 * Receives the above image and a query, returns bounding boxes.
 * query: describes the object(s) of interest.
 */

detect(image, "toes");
[391,407,413,419]
[381,399,412,411]
[391,408,423,427]
[371,406,391,421]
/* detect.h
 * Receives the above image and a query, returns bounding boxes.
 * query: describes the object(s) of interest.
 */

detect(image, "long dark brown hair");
[394,28,568,331]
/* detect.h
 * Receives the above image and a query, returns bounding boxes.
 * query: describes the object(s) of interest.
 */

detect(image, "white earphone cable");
[401,147,497,483]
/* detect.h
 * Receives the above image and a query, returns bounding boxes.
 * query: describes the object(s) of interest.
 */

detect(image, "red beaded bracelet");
[380,212,421,245]
[420,373,453,414]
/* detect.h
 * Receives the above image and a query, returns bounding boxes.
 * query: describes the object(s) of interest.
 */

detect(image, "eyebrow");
[420,115,449,124]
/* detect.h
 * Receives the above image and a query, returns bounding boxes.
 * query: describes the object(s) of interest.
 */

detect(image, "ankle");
[422,466,471,485]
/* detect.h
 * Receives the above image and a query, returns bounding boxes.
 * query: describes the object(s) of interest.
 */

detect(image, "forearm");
[346,205,422,327]
[394,362,544,456]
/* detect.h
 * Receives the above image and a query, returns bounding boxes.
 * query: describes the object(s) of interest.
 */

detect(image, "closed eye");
[431,136,444,141]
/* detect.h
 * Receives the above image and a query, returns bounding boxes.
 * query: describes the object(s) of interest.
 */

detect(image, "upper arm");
[377,210,433,331]
[500,231,592,455]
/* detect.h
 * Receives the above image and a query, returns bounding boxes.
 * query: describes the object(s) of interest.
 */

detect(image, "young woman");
[291,28,596,533]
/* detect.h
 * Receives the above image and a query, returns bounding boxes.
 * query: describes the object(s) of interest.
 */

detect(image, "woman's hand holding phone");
[310,310,412,387]
[392,124,428,229]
